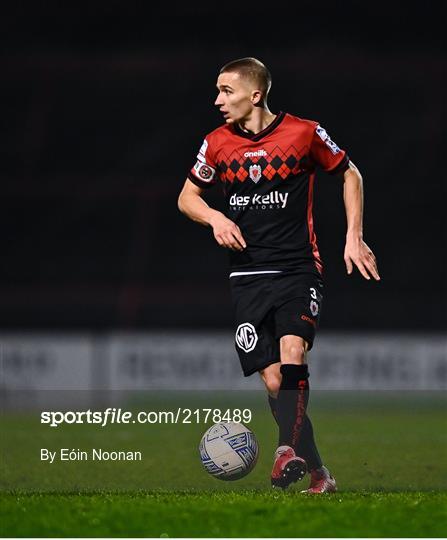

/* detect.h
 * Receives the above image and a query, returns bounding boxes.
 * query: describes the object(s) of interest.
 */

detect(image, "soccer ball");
[199,422,259,480]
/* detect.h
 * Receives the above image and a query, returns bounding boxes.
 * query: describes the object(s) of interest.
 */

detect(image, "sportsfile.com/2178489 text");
[40,408,253,427]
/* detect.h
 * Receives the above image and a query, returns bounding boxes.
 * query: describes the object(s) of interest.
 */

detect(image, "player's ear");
[251,90,262,105]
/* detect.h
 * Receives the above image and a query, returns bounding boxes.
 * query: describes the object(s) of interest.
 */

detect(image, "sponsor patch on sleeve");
[316,125,341,155]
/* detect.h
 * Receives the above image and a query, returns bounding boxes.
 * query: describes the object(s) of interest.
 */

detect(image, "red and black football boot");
[271,445,307,489]
[301,465,337,493]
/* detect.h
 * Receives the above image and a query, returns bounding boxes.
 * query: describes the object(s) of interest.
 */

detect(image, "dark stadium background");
[1,2,446,332]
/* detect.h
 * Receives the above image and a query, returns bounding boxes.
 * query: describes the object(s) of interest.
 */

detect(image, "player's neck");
[238,108,276,136]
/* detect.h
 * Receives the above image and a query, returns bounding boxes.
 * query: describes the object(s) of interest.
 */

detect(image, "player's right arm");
[178,179,246,251]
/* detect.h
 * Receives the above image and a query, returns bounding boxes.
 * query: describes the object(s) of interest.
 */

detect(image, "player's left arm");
[342,161,380,281]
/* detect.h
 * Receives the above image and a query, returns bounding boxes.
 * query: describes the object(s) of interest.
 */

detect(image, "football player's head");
[215,57,271,123]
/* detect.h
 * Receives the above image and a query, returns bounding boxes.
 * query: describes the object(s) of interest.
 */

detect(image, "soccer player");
[178,57,380,492]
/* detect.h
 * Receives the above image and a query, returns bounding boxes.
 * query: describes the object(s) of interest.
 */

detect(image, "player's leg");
[259,363,323,471]
[260,359,335,491]
[258,345,306,488]
[277,335,309,447]
[276,338,336,493]
[271,335,336,492]
[269,272,336,491]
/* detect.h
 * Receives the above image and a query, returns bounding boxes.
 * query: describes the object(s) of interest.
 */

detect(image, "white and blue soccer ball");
[199,422,259,480]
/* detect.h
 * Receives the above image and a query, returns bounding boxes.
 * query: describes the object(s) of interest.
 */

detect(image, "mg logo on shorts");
[235,323,258,353]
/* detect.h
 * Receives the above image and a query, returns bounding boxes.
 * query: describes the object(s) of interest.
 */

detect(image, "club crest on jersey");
[249,164,262,183]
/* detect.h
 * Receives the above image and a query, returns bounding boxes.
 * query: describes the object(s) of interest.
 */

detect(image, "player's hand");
[344,234,380,281]
[209,212,247,251]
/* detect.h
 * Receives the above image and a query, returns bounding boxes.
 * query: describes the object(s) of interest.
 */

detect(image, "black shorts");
[229,271,323,377]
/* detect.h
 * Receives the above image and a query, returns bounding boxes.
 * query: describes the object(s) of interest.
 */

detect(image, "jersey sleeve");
[187,137,218,189]
[309,124,350,175]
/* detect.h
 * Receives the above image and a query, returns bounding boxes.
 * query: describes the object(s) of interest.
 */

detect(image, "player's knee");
[280,336,306,364]
[259,367,281,397]
[287,347,305,364]
[264,375,281,397]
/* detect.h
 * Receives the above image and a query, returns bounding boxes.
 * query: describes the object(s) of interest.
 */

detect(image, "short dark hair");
[220,57,272,98]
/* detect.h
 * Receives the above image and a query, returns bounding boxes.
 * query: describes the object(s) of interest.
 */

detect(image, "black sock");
[296,415,323,470]
[277,364,309,449]
[269,394,323,469]
[268,395,278,424]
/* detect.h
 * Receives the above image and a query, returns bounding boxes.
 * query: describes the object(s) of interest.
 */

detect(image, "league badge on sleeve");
[193,160,216,182]
[316,125,341,155]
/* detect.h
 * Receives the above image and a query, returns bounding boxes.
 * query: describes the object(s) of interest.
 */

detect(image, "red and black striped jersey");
[188,112,349,274]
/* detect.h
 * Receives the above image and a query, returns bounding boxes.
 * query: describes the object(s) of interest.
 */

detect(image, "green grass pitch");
[1,391,446,537]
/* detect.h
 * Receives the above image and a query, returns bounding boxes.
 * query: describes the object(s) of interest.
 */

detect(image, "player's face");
[215,72,258,124]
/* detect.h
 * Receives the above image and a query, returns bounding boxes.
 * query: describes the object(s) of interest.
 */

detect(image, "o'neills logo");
[230,191,289,209]
[301,314,316,327]
[244,149,267,158]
